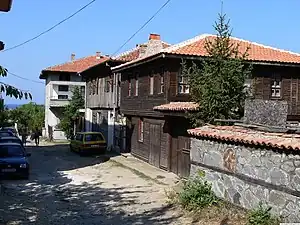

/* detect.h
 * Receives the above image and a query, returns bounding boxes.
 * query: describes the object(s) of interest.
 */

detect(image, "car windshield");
[0,145,24,157]
[85,134,104,142]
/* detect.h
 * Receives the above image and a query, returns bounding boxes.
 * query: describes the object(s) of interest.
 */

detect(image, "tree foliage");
[185,13,252,126]
[9,102,44,132]
[58,86,84,139]
[0,65,32,100]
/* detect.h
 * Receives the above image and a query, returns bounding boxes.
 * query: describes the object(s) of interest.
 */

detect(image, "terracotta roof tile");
[164,34,300,64]
[112,33,300,71]
[153,102,199,111]
[43,55,110,73]
[188,125,300,151]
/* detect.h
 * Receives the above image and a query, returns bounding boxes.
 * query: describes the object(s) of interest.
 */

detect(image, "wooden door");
[149,123,161,168]
[177,136,191,178]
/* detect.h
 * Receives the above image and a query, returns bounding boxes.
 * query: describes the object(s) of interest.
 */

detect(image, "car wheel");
[69,145,73,152]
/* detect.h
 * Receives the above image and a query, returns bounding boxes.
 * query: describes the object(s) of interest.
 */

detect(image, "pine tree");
[185,13,252,126]
[58,86,84,139]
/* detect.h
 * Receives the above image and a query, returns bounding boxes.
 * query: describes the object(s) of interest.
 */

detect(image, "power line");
[6,71,44,84]
[111,0,172,57]
[2,0,97,53]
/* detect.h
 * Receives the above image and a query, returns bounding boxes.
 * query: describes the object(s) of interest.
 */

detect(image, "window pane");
[178,85,183,93]
[150,76,154,95]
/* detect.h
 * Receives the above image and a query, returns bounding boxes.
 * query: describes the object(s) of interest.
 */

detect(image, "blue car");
[0,143,31,179]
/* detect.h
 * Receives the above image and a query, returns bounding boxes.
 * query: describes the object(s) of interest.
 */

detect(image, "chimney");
[96,51,101,59]
[149,33,161,40]
[71,53,75,61]
[138,44,147,58]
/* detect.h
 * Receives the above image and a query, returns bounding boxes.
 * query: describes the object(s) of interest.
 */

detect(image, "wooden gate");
[170,136,190,178]
[149,123,161,168]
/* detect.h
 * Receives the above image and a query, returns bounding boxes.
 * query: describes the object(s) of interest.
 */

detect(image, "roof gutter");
[111,53,165,72]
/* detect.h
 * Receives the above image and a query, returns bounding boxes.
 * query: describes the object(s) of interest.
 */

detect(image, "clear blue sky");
[1,0,300,105]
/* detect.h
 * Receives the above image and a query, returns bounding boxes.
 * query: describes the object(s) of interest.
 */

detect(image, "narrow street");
[0,143,185,225]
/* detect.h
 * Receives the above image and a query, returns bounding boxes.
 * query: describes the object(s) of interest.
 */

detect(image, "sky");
[1,0,300,105]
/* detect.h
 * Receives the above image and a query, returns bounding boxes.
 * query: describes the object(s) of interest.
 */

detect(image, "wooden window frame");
[135,73,139,96]
[149,71,154,95]
[128,76,131,96]
[178,68,189,94]
[271,74,282,99]
[138,118,144,142]
[159,68,164,94]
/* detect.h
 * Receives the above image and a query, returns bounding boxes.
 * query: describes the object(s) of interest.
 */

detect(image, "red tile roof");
[112,33,300,71]
[163,34,300,64]
[153,102,199,111]
[43,55,110,74]
[188,125,300,151]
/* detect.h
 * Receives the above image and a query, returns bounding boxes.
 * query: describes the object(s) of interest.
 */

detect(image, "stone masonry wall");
[244,99,288,127]
[190,138,300,222]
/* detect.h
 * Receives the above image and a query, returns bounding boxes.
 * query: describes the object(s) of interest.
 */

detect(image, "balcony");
[48,81,85,108]
[49,97,70,107]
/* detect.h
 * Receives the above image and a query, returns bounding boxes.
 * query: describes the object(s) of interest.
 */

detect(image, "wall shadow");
[0,144,180,225]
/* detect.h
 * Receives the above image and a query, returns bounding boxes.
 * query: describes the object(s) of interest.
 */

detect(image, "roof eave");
[111,53,165,73]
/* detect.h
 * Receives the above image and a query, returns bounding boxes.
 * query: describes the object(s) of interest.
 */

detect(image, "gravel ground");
[0,144,188,225]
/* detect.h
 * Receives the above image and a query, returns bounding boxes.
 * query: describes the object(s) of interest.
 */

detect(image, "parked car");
[70,132,107,155]
[0,136,24,147]
[0,143,30,179]
[0,130,14,137]
[0,127,18,136]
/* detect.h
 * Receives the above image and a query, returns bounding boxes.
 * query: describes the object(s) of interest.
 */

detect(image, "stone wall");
[190,138,300,222]
[244,99,288,127]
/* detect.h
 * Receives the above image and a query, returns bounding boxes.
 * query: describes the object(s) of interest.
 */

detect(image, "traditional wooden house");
[111,33,300,177]
[80,34,170,151]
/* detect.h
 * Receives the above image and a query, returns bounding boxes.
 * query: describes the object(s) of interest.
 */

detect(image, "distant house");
[80,34,170,151]
[40,53,103,140]
[111,33,300,177]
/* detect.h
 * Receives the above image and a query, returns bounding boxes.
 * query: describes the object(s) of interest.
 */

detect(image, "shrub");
[177,176,219,211]
[247,203,281,225]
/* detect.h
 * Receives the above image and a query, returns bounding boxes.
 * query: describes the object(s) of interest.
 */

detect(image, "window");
[59,74,70,81]
[75,134,83,141]
[58,95,68,99]
[105,76,113,92]
[96,78,99,95]
[84,133,104,142]
[80,86,85,98]
[128,77,132,96]
[135,73,139,96]
[149,72,154,95]
[271,75,281,98]
[178,68,189,94]
[159,68,164,93]
[138,118,144,142]
[58,85,69,92]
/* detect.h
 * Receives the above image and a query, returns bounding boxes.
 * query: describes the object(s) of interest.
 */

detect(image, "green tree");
[0,66,32,100]
[9,102,44,132]
[58,86,84,139]
[185,13,252,126]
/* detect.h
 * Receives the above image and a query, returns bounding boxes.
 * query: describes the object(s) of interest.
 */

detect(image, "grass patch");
[167,176,281,225]
[247,203,281,225]
[109,159,167,185]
